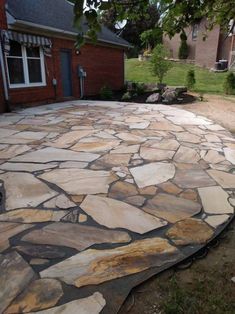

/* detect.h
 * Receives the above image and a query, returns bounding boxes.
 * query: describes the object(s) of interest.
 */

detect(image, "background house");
[163,18,235,70]
[0,0,130,113]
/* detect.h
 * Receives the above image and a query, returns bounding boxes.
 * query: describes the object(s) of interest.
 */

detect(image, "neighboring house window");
[6,40,46,88]
[192,24,199,40]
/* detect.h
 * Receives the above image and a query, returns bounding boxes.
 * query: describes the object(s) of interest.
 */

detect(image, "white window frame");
[6,43,46,89]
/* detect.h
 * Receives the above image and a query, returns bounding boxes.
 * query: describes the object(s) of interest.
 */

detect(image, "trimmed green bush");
[223,72,235,95]
[186,69,196,90]
[100,85,113,100]
[178,32,189,59]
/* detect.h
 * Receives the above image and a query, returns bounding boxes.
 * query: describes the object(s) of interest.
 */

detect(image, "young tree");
[178,31,189,60]
[150,44,172,84]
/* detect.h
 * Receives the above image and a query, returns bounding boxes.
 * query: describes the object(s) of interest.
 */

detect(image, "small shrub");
[121,91,132,101]
[135,83,146,95]
[179,31,189,59]
[100,85,113,100]
[224,72,235,95]
[186,69,196,90]
[150,44,172,84]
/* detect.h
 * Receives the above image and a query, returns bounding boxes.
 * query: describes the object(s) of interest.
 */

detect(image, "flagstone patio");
[0,100,234,314]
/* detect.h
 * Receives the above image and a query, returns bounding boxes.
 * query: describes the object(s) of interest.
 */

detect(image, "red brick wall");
[0,0,7,112]
[8,37,125,108]
[194,19,220,68]
[163,19,221,69]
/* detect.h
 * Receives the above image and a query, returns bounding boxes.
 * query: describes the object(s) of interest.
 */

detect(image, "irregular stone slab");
[139,186,158,195]
[0,172,58,211]
[48,130,95,148]
[126,195,146,206]
[0,128,18,138]
[80,195,167,234]
[0,222,34,252]
[205,215,230,228]
[174,146,200,163]
[201,150,225,164]
[22,222,131,250]
[167,115,211,125]
[130,162,175,188]
[140,147,175,161]
[40,237,181,289]
[175,132,201,143]
[144,194,201,223]
[109,181,138,200]
[173,168,215,188]
[0,162,58,172]
[5,279,63,314]
[224,148,235,164]
[59,161,88,169]
[0,209,67,223]
[149,122,183,131]
[205,134,221,143]
[43,195,76,209]
[207,169,235,188]
[149,139,180,151]
[31,292,106,314]
[129,122,150,129]
[39,169,116,195]
[0,145,31,159]
[10,147,99,163]
[166,218,214,245]
[110,144,140,154]
[198,186,234,214]
[159,182,182,195]
[0,131,48,144]
[0,252,35,313]
[15,243,66,260]
[180,189,198,201]
[90,154,131,169]
[116,132,146,143]
[71,140,120,153]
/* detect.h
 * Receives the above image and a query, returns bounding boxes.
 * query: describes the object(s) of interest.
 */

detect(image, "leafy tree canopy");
[70,0,235,46]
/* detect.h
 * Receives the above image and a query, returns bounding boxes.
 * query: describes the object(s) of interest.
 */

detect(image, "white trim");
[6,44,46,89]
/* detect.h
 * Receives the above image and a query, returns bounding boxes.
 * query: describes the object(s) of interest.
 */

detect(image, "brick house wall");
[0,0,7,112]
[9,37,125,107]
[163,18,223,69]
[0,0,125,111]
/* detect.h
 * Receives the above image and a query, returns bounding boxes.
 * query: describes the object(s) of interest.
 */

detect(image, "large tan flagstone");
[31,292,106,314]
[166,218,214,245]
[140,147,175,161]
[40,238,181,288]
[174,146,200,163]
[0,128,18,138]
[43,194,76,209]
[205,214,230,228]
[47,130,96,148]
[130,162,175,188]
[90,153,131,169]
[116,132,146,143]
[201,150,225,164]
[207,169,235,188]
[0,172,58,211]
[39,168,117,195]
[22,222,131,250]
[0,209,67,223]
[5,279,63,314]
[110,144,140,154]
[0,252,36,313]
[173,168,216,188]
[147,139,180,151]
[144,193,201,223]
[80,195,167,234]
[0,145,31,159]
[0,131,48,144]
[71,140,120,153]
[149,121,183,131]
[0,222,34,252]
[224,148,235,164]
[175,132,201,143]
[198,186,234,214]
[10,147,100,163]
[0,162,57,172]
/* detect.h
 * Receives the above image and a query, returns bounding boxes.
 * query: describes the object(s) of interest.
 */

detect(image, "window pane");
[7,58,25,84]
[9,40,22,57]
[27,59,42,83]
[26,46,40,58]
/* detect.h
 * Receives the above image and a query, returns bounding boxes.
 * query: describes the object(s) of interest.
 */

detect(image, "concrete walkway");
[0,100,234,313]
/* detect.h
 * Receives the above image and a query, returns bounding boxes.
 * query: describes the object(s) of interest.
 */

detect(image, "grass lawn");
[125,58,228,94]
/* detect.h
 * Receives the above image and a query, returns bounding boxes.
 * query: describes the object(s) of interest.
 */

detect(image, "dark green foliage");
[150,44,172,84]
[223,72,235,95]
[179,32,189,59]
[100,85,113,100]
[140,27,163,50]
[186,69,196,90]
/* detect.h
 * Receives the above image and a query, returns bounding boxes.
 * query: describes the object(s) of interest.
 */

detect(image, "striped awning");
[1,30,52,55]
[6,31,52,47]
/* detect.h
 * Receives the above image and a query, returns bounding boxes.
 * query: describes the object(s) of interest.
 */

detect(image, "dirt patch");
[175,94,235,134]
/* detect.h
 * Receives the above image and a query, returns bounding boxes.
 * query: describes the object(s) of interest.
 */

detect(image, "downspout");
[80,76,84,99]
[0,35,10,112]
